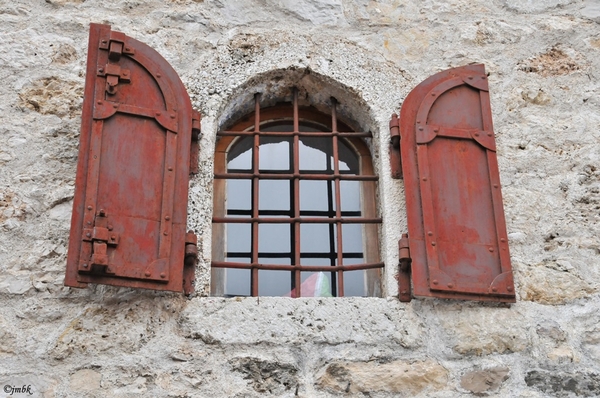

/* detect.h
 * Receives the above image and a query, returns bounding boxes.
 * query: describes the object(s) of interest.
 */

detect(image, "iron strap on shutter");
[397,64,515,302]
[65,24,199,294]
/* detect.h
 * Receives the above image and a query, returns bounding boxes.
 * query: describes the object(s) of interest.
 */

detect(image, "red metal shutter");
[400,64,515,302]
[65,24,198,294]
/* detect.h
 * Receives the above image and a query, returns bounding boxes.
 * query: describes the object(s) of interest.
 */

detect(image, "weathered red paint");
[65,24,197,293]
[400,64,515,302]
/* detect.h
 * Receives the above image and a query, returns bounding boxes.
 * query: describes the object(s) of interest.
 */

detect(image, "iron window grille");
[212,89,383,297]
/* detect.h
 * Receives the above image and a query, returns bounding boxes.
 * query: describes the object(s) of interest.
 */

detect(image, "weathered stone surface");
[520,264,596,305]
[316,360,448,395]
[500,0,574,13]
[230,357,298,394]
[460,367,510,395]
[518,47,583,77]
[0,0,599,397]
[438,308,529,356]
[180,297,423,348]
[18,77,83,119]
[525,370,600,397]
[70,369,101,392]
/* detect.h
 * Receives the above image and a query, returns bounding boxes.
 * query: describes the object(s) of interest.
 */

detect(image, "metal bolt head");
[492,287,498,292]
[474,132,479,137]
[86,233,91,238]
[468,76,473,80]
[97,100,103,105]
[447,283,454,288]
[145,271,151,277]
[82,263,88,268]
[489,247,494,252]
[431,241,436,246]
[156,73,161,78]
[507,286,513,292]
[87,206,93,210]
[487,132,492,137]
[108,225,113,231]
[111,235,116,240]
[165,216,170,221]
[432,279,438,285]
[160,272,166,279]
[427,231,433,236]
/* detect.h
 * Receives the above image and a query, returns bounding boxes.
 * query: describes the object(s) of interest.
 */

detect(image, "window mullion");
[292,88,301,298]
[331,98,345,297]
[251,93,260,297]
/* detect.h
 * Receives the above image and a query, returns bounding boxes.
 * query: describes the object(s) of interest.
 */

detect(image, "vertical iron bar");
[331,98,344,297]
[251,93,260,296]
[292,88,302,298]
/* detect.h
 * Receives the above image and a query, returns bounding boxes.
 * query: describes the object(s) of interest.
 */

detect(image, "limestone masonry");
[2,0,600,397]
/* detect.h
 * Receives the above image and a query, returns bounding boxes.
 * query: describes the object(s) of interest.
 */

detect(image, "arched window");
[212,90,382,297]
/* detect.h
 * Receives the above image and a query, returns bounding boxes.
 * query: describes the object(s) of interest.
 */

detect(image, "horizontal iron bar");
[218,131,373,138]
[227,169,357,175]
[226,209,362,217]
[226,252,364,258]
[211,261,384,272]
[215,173,377,181]
[213,216,382,224]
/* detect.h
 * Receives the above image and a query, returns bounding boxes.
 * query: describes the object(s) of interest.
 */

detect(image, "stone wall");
[1,0,600,396]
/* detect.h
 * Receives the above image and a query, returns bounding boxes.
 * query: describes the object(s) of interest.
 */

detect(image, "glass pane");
[224,265,250,297]
[300,272,334,297]
[301,223,334,253]
[343,270,366,297]
[259,137,291,170]
[339,180,360,214]
[301,257,334,267]
[227,179,251,211]
[227,137,253,170]
[259,180,290,212]
[259,224,290,253]
[226,223,251,253]
[338,139,359,173]
[259,265,291,297]
[342,223,363,252]
[299,137,331,171]
[300,180,334,215]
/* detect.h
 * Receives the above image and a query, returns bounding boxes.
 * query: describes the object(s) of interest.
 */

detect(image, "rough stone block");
[525,369,600,397]
[316,360,448,395]
[460,366,510,395]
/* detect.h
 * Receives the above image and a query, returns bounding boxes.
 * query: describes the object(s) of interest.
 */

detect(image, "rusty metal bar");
[331,98,344,297]
[213,216,382,224]
[219,131,373,138]
[251,93,260,297]
[215,173,377,181]
[212,261,385,272]
[292,88,302,298]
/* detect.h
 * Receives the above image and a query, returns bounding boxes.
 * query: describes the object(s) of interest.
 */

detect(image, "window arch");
[212,90,382,297]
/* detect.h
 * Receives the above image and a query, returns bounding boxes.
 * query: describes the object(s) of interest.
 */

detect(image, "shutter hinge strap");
[390,113,402,179]
[190,110,201,175]
[398,233,412,302]
[183,230,198,295]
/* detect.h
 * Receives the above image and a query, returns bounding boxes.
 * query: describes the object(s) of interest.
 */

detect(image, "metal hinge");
[98,33,133,95]
[80,210,119,273]
[398,233,412,302]
[190,110,201,175]
[389,113,402,179]
[183,230,198,295]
